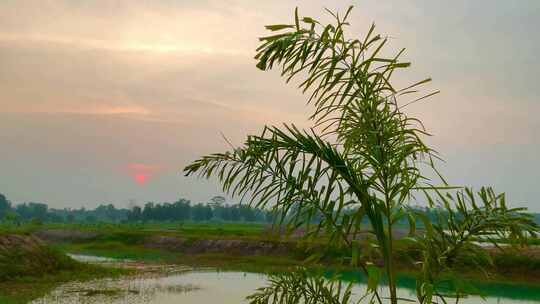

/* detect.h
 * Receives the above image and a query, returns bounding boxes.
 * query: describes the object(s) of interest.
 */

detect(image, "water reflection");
[67,254,133,263]
[32,270,540,304]
[30,271,267,304]
[31,255,540,304]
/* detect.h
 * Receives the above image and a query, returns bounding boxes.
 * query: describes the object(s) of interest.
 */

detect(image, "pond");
[30,254,540,304]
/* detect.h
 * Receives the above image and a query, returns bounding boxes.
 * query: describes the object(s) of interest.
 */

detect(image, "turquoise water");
[32,270,540,304]
[337,269,540,302]
[31,255,540,304]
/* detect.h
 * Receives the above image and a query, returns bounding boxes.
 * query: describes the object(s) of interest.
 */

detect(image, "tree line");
[127,197,273,223]
[2,192,539,229]
[0,193,273,224]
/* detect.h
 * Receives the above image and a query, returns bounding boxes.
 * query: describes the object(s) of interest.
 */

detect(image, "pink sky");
[0,1,539,210]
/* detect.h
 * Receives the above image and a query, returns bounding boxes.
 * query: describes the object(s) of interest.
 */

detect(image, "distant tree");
[105,204,118,222]
[127,206,142,222]
[264,210,275,223]
[85,215,97,223]
[209,196,226,206]
[15,204,30,220]
[66,214,75,223]
[204,204,213,221]
[192,204,208,221]
[229,205,241,222]
[47,212,64,223]
[3,211,20,226]
[172,199,191,221]
[142,202,155,221]
[0,193,11,220]
[218,206,231,221]
[239,205,256,222]
[16,202,47,221]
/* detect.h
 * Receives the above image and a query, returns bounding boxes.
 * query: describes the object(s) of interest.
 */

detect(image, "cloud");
[0,0,538,210]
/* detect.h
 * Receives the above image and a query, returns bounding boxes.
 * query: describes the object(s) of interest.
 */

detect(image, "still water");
[31,255,540,304]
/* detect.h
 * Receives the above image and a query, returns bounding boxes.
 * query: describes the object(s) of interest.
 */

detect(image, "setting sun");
[126,163,160,186]
[133,173,148,185]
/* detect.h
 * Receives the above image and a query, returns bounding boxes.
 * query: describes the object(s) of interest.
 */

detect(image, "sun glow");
[126,163,161,186]
[122,42,246,55]
[134,173,149,185]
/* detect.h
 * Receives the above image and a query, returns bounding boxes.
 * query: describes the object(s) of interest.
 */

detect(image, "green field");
[1,221,266,238]
[4,222,537,279]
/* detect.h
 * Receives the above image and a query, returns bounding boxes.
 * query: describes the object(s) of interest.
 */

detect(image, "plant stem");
[386,208,397,304]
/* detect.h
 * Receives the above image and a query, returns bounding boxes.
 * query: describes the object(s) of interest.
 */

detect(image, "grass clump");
[0,233,128,303]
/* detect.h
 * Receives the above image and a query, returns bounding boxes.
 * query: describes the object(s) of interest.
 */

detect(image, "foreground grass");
[0,264,127,304]
[0,232,129,304]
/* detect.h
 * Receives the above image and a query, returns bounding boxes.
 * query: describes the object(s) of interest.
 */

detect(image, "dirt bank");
[31,229,540,274]
[0,233,45,254]
[143,235,290,255]
[0,233,128,303]
[0,233,77,280]
[34,228,293,256]
[33,229,99,242]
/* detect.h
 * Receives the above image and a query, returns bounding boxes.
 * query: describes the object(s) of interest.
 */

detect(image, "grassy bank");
[4,222,540,287]
[0,261,126,304]
[57,237,540,282]
[29,222,539,284]
[0,232,128,304]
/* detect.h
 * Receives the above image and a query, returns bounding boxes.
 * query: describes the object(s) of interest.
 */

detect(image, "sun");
[126,163,161,186]
[133,173,149,185]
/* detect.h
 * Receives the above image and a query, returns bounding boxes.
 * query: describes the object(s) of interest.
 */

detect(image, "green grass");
[1,221,268,240]
[0,244,128,304]
[0,265,127,304]
[1,244,75,280]
[0,228,131,303]
[0,223,42,235]
[4,222,540,285]
[52,233,540,283]
[24,222,267,236]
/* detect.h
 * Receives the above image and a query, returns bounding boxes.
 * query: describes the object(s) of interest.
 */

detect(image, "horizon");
[1,1,539,211]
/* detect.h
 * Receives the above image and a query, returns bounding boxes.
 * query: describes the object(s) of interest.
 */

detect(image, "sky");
[0,1,539,211]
